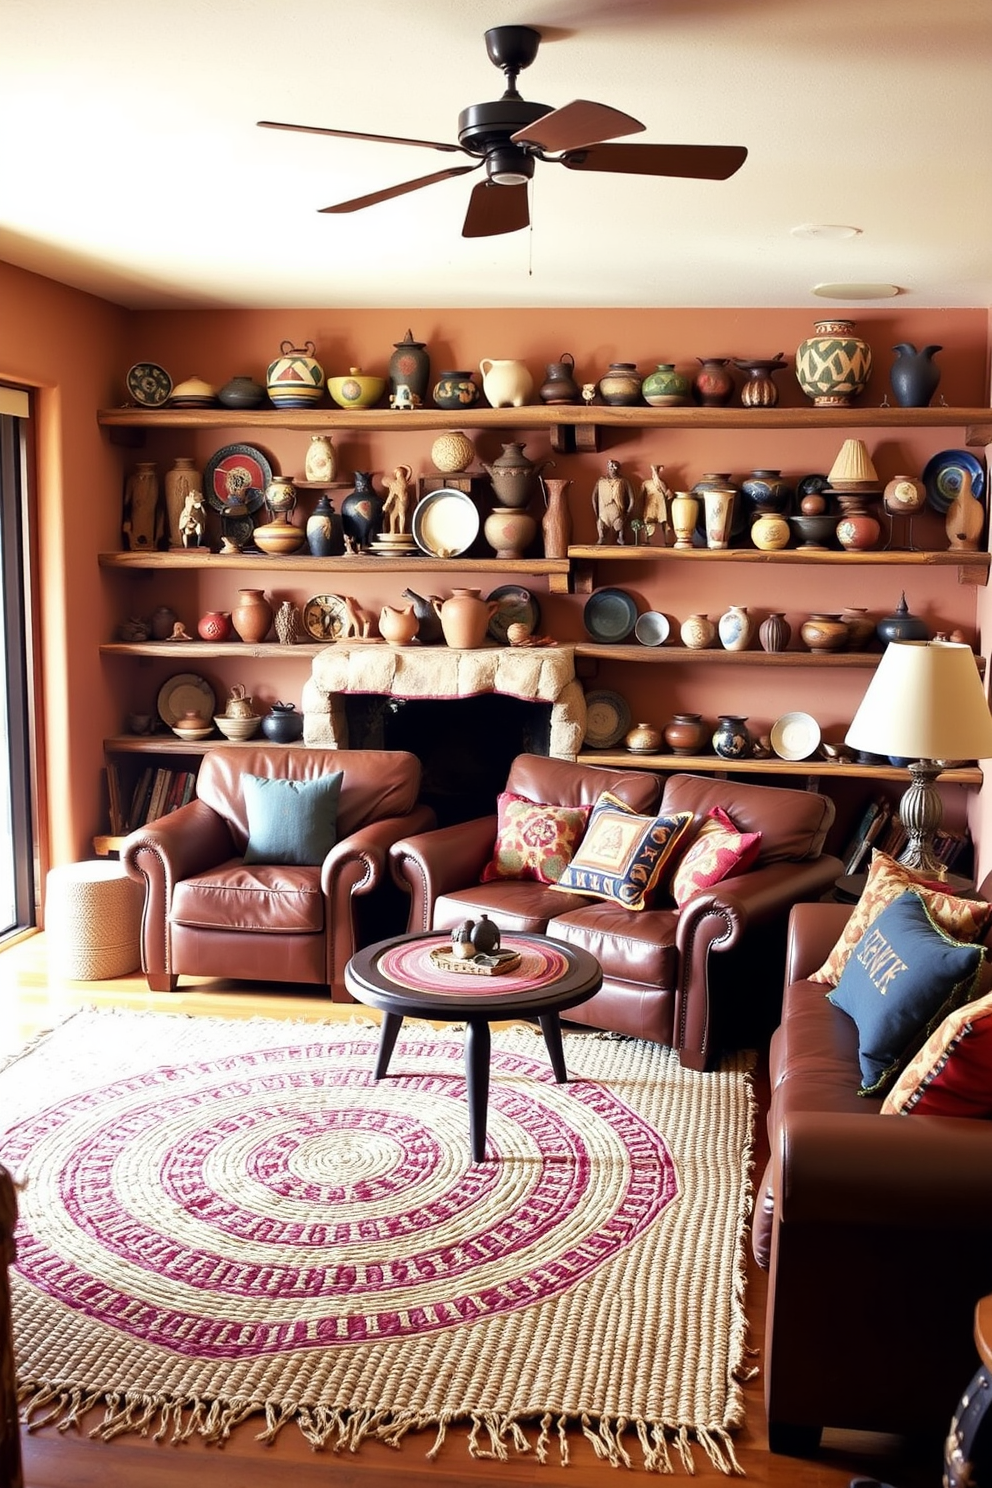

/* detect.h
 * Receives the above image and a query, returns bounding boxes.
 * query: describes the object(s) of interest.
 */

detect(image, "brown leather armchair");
[390,754,841,1069]
[123,747,435,998]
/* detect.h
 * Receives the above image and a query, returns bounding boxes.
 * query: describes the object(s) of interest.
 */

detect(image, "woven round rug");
[0,1009,755,1474]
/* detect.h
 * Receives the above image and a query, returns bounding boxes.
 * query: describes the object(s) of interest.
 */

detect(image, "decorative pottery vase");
[327,369,386,410]
[800,613,849,652]
[680,612,716,649]
[123,461,161,551]
[170,375,217,406]
[702,487,736,549]
[341,472,384,550]
[479,358,533,408]
[379,604,420,646]
[430,430,475,473]
[740,469,791,516]
[641,363,690,407]
[540,476,572,559]
[718,604,755,651]
[890,343,942,408]
[149,605,178,641]
[945,470,985,551]
[304,434,337,484]
[795,318,873,407]
[231,588,273,644]
[274,600,302,646]
[625,722,663,754]
[402,588,445,645]
[469,914,501,955]
[840,607,875,650]
[671,493,700,550]
[389,329,430,406]
[750,511,791,551]
[712,715,752,760]
[306,493,344,556]
[733,355,788,408]
[484,506,538,560]
[481,442,548,509]
[692,357,735,407]
[836,510,882,551]
[225,685,256,719]
[664,712,708,754]
[435,588,498,649]
[264,475,297,520]
[164,457,201,549]
[876,592,929,646]
[266,340,325,408]
[759,612,791,652]
[883,474,927,517]
[253,517,306,556]
[539,353,581,405]
[597,362,642,406]
[197,610,233,642]
[261,702,304,743]
[217,374,267,410]
[432,370,480,411]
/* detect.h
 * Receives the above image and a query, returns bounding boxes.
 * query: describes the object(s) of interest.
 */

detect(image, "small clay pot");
[800,613,849,652]
[664,713,708,755]
[625,722,663,754]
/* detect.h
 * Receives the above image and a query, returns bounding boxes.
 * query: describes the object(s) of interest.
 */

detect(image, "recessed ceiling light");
[812,282,901,299]
[791,223,862,240]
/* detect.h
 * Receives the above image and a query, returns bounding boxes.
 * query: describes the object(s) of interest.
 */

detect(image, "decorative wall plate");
[486,585,541,643]
[770,710,821,761]
[411,488,480,558]
[583,690,632,749]
[921,450,986,514]
[583,587,638,643]
[302,594,347,641]
[203,443,272,516]
[126,362,172,408]
[157,673,216,728]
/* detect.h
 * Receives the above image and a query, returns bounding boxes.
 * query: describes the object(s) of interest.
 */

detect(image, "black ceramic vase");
[876,592,929,645]
[340,472,384,551]
[890,343,942,408]
[306,493,344,557]
[261,702,304,743]
[389,329,430,406]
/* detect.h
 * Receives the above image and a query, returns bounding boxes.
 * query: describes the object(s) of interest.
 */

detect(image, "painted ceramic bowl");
[326,368,387,409]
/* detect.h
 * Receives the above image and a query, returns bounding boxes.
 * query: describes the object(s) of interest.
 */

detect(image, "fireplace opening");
[344,694,552,826]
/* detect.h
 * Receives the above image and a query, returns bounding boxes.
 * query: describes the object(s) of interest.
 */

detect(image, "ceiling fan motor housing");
[457,99,552,157]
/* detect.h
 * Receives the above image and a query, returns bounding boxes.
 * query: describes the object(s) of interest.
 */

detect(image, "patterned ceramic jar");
[266,340,325,408]
[795,319,873,407]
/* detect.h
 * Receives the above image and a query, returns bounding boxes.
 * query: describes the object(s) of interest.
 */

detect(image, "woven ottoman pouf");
[45,861,144,980]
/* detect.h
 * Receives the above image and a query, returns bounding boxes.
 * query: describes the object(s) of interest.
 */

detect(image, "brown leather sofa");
[123,747,434,998]
[390,754,841,1070]
[752,894,992,1455]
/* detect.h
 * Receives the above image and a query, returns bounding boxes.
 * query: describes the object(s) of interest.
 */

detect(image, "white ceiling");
[2,0,990,312]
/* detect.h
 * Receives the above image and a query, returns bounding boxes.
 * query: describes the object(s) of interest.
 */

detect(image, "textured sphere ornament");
[431,430,475,473]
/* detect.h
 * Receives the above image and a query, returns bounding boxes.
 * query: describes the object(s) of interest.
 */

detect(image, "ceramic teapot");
[480,442,550,509]
[224,684,256,719]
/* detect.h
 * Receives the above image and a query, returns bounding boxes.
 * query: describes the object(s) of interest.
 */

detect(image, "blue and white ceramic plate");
[921,449,986,514]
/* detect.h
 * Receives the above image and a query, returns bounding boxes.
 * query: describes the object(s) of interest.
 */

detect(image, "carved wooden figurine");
[592,459,636,545]
[640,464,674,545]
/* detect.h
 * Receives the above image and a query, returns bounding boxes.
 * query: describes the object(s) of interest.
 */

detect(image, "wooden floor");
[0,933,948,1488]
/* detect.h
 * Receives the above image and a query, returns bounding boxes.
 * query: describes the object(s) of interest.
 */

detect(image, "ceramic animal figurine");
[340,596,374,639]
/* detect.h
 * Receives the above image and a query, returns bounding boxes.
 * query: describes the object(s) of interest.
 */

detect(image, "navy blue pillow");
[827,889,984,1095]
[242,772,342,866]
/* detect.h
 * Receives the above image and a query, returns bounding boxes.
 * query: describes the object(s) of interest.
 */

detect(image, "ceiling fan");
[258,25,747,239]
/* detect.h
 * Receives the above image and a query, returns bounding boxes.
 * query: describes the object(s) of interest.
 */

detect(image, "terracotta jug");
[224,684,256,719]
[480,442,549,509]
[379,604,420,646]
[231,588,273,643]
[433,588,498,649]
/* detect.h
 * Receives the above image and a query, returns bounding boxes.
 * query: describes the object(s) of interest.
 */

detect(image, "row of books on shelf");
[107,765,198,836]
[842,795,971,877]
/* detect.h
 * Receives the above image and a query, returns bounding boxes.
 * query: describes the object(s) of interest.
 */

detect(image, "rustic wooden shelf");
[104,735,308,754]
[100,641,328,659]
[574,644,887,668]
[577,750,984,785]
[98,550,569,579]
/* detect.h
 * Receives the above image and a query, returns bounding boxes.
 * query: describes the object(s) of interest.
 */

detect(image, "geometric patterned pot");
[795,319,873,407]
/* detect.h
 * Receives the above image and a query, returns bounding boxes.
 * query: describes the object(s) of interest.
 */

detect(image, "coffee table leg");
[539,1012,569,1083]
[465,1018,491,1162]
[374,1012,404,1079]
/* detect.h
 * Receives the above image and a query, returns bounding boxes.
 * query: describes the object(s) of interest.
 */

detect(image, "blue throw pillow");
[827,889,984,1095]
[242,772,342,866]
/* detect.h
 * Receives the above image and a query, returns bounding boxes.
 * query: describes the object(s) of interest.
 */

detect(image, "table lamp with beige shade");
[845,640,992,878]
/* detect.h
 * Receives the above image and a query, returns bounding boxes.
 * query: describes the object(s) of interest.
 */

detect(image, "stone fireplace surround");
[303,643,586,759]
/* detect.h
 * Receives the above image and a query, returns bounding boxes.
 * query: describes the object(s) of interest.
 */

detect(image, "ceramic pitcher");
[479,358,533,408]
[432,589,499,649]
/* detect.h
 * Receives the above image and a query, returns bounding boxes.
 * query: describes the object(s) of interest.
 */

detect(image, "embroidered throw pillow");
[670,805,762,908]
[881,990,992,1118]
[242,771,343,866]
[553,791,694,912]
[827,890,984,1095]
[809,849,990,987]
[481,793,592,885]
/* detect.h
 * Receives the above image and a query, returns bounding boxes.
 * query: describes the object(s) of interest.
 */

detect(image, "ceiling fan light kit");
[259,25,747,240]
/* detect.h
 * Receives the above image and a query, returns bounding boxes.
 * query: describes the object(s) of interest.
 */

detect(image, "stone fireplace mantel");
[303,643,585,759]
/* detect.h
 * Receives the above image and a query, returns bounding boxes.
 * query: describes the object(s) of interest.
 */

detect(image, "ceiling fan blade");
[258,120,463,154]
[321,165,479,215]
[462,181,530,238]
[560,141,748,180]
[512,99,644,153]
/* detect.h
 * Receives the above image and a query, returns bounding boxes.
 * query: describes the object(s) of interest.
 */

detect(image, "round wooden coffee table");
[344,932,602,1162]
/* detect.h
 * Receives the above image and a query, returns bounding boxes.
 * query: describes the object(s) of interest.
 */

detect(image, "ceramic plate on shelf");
[633,610,670,646]
[921,449,986,514]
[486,585,541,643]
[770,711,821,762]
[411,488,480,558]
[583,690,632,749]
[157,673,216,729]
[203,443,272,516]
[126,362,172,408]
[302,594,347,642]
[583,587,638,643]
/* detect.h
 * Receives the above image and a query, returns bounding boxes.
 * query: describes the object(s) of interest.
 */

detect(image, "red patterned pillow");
[481,793,592,885]
[881,990,992,1117]
[670,805,762,908]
